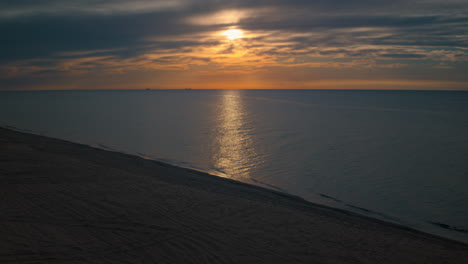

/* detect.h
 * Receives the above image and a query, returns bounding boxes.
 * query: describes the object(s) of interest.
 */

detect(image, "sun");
[222,29,243,40]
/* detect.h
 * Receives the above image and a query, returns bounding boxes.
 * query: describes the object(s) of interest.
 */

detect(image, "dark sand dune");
[1,127,467,263]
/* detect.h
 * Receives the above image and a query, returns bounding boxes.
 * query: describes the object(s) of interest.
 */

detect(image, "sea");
[1,89,467,243]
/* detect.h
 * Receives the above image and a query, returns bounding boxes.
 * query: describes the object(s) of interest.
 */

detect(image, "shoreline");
[1,126,467,263]
[5,125,467,245]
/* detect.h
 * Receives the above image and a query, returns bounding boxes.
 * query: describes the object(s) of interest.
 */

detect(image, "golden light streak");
[213,90,257,179]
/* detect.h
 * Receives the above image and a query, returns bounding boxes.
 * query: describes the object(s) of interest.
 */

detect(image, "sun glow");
[222,29,243,40]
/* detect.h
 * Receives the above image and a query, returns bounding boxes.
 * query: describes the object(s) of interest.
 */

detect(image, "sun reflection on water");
[213,90,257,179]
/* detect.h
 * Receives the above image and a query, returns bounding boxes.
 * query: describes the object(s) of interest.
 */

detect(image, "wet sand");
[1,127,467,263]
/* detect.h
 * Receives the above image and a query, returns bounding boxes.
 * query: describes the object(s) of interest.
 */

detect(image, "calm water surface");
[1,89,467,242]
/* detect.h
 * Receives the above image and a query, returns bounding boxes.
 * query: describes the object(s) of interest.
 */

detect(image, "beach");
[1,126,467,264]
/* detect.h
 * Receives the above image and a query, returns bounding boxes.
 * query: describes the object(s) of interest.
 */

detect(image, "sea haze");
[1,89,467,242]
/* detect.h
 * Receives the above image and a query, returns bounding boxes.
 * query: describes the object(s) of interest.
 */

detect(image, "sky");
[1,0,468,90]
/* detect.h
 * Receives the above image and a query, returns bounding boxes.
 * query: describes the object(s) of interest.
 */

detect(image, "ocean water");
[1,89,468,242]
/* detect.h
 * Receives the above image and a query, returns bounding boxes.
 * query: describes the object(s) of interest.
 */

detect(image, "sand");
[1,127,467,264]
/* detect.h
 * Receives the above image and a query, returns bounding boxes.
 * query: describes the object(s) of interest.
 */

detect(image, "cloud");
[1,11,231,63]
[0,0,187,18]
[0,0,467,89]
[380,54,427,59]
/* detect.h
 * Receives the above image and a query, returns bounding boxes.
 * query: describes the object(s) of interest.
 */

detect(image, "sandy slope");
[0,127,467,264]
